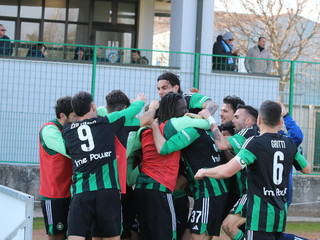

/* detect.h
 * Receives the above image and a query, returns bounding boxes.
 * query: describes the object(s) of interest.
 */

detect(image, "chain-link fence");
[1,39,319,172]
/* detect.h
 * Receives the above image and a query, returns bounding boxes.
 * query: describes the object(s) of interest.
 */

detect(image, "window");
[69,0,90,22]
[45,0,66,21]
[0,0,18,17]
[94,0,112,23]
[21,0,42,19]
[117,2,135,25]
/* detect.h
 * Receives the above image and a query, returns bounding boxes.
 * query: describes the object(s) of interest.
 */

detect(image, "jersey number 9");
[77,125,95,152]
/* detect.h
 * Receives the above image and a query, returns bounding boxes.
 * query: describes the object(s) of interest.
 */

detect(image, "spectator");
[131,50,148,64]
[0,24,13,56]
[26,43,46,58]
[245,36,273,74]
[84,47,105,62]
[73,47,84,60]
[212,32,239,71]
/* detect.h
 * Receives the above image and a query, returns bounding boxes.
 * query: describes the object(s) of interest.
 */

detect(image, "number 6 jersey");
[236,133,308,233]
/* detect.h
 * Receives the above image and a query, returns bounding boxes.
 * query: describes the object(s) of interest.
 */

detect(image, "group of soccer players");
[39,71,311,240]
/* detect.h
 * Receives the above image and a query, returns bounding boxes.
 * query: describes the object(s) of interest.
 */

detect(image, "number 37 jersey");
[63,116,125,196]
[236,133,308,232]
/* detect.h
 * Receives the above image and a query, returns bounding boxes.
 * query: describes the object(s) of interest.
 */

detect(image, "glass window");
[45,0,66,21]
[0,0,18,17]
[21,0,42,19]
[69,0,89,22]
[117,2,135,25]
[0,20,15,40]
[21,22,39,41]
[43,22,65,44]
[67,24,88,45]
[94,1,112,23]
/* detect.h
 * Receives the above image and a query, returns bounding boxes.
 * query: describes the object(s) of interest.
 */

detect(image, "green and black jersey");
[237,133,308,232]
[182,129,228,199]
[63,100,144,196]
[160,124,228,199]
[228,124,260,196]
[97,106,141,146]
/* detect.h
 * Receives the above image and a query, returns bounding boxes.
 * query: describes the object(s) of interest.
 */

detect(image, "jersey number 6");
[273,151,284,185]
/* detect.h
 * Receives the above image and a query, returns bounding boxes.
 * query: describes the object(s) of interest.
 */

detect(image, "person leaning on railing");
[212,32,239,71]
[0,24,13,56]
[245,36,273,74]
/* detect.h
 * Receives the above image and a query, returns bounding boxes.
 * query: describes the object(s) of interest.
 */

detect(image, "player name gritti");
[70,120,97,129]
[271,140,286,148]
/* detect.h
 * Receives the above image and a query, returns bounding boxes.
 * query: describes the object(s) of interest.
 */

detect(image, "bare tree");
[215,0,320,92]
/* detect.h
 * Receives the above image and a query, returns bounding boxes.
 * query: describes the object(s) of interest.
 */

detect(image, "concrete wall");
[0,164,319,217]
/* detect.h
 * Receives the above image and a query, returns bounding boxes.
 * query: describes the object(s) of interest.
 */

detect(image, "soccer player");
[39,96,77,240]
[151,111,229,240]
[220,95,245,124]
[195,100,311,240]
[63,91,147,240]
[200,105,259,240]
[156,71,218,239]
[133,92,211,240]
[97,89,158,240]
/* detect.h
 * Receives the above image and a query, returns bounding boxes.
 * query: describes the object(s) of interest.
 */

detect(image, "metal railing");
[1,39,320,171]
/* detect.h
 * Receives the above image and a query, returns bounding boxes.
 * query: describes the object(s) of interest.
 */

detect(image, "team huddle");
[39,71,311,240]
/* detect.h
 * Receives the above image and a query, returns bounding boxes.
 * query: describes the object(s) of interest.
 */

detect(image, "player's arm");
[138,100,159,127]
[107,93,147,123]
[198,109,233,151]
[195,146,254,180]
[40,125,70,158]
[151,119,199,154]
[278,101,303,146]
[195,157,243,180]
[293,151,311,174]
[171,116,210,131]
[189,93,219,115]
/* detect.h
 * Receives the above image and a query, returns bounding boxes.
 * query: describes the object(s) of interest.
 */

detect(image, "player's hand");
[198,109,211,119]
[150,118,159,129]
[277,101,288,117]
[194,168,206,180]
[148,100,159,111]
[184,113,203,119]
[133,93,147,103]
[189,88,199,93]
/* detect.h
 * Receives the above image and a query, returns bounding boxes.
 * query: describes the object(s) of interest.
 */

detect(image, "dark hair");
[157,71,183,94]
[73,47,85,60]
[223,95,245,112]
[259,100,281,127]
[219,121,235,136]
[132,50,141,55]
[236,104,258,123]
[106,90,130,113]
[55,96,73,119]
[158,92,184,123]
[258,36,266,42]
[71,91,93,117]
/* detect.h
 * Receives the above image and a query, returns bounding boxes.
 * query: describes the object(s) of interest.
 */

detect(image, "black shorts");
[174,194,190,240]
[121,186,136,239]
[246,230,282,240]
[68,189,122,238]
[188,193,228,236]
[134,188,176,240]
[229,193,247,217]
[41,198,70,235]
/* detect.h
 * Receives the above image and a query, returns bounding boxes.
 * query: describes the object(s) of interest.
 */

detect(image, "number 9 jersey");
[63,116,126,197]
[236,132,309,233]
